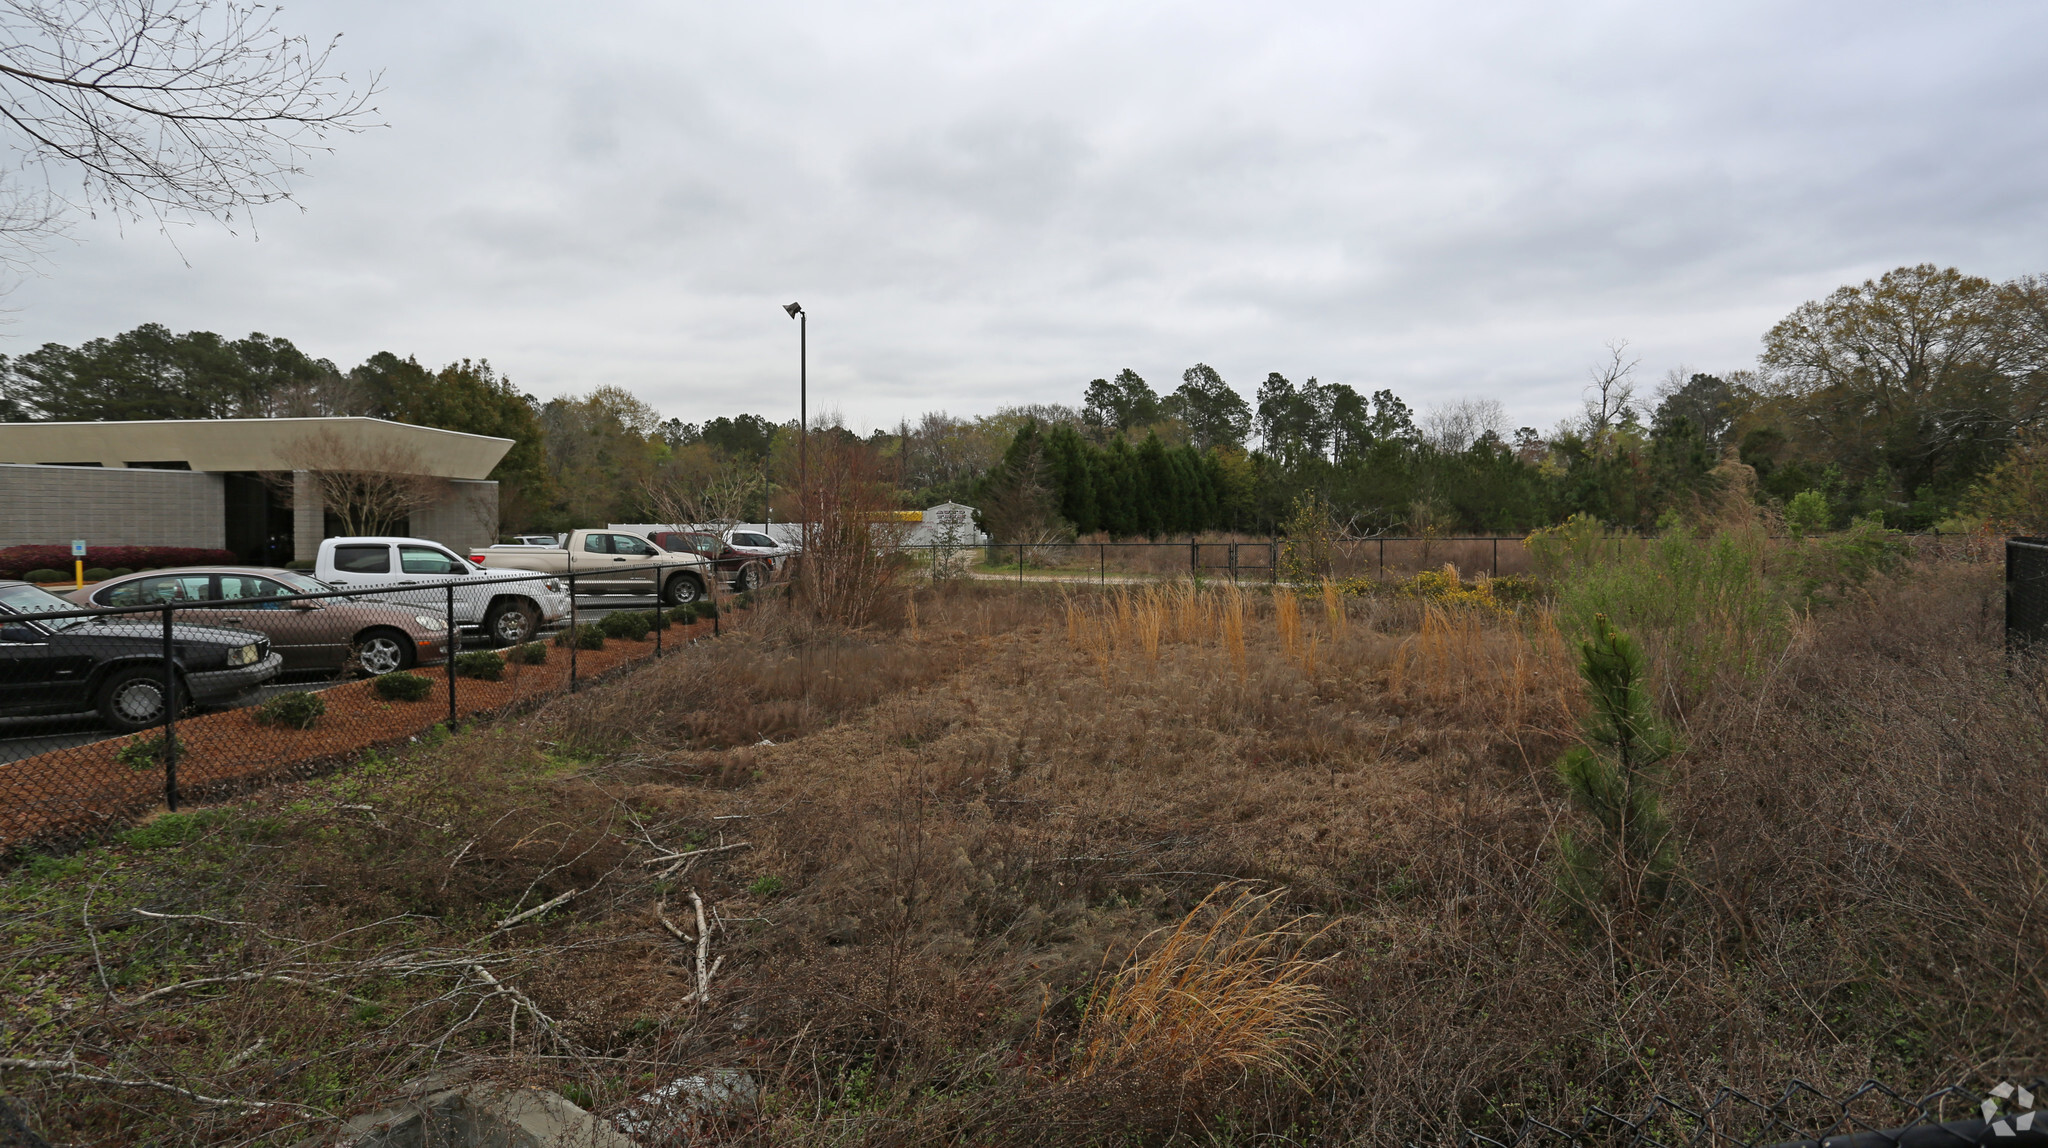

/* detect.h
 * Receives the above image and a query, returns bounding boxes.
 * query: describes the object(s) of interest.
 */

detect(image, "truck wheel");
[662,573,705,606]
[97,665,182,733]
[485,601,536,646]
[733,562,767,592]
[352,628,416,676]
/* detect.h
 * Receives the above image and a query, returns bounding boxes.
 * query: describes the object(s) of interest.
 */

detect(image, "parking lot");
[0,590,660,764]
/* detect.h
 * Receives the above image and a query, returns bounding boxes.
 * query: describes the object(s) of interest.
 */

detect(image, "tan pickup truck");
[470,529,713,605]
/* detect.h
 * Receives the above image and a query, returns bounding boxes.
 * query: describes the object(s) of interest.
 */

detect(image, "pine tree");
[1553,615,1680,923]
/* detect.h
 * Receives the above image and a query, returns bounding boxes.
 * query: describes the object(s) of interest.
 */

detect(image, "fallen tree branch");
[0,1057,327,1115]
[641,841,751,866]
[465,965,568,1051]
[490,888,581,933]
[127,972,376,1008]
[657,891,722,1005]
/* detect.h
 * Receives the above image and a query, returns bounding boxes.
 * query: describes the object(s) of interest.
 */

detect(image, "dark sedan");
[0,581,283,732]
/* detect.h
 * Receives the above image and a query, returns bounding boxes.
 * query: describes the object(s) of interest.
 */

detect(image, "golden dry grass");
[1071,883,1336,1089]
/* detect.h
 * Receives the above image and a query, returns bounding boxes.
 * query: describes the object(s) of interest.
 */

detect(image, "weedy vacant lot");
[2,542,2043,1146]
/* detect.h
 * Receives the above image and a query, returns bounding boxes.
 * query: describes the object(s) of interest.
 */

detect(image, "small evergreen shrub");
[253,691,325,729]
[455,650,504,680]
[554,623,605,650]
[598,610,650,641]
[1784,489,1832,538]
[372,671,435,702]
[116,732,181,770]
[110,567,134,576]
[505,641,548,665]
[82,567,113,582]
[24,569,64,583]
[1552,615,1679,925]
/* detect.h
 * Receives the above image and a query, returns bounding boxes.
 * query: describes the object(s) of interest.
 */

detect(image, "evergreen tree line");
[976,265,2048,540]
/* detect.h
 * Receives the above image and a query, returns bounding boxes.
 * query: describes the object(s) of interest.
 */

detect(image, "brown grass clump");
[1071,883,1335,1091]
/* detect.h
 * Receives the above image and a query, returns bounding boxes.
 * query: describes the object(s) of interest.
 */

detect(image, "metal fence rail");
[0,562,722,853]
[2009,537,2048,655]
[1461,1078,2048,1148]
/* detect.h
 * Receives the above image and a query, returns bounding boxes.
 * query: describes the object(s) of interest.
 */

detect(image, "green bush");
[1528,516,1790,705]
[505,641,548,665]
[82,566,113,582]
[110,567,134,576]
[455,650,504,681]
[372,672,435,702]
[553,623,604,650]
[648,607,670,631]
[598,610,650,641]
[253,690,325,729]
[749,875,784,898]
[1784,489,1832,538]
[23,568,64,583]
[116,732,180,770]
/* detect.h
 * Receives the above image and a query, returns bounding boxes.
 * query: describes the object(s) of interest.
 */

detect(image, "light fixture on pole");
[784,302,806,559]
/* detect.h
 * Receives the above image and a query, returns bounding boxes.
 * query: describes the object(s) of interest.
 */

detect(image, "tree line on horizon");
[4,263,2045,539]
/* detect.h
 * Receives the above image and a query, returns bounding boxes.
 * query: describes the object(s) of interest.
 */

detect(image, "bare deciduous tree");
[1583,339,1641,433]
[0,0,381,264]
[272,429,446,538]
[643,461,764,536]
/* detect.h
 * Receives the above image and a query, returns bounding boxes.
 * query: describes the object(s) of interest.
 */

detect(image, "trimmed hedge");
[372,672,436,702]
[554,623,605,650]
[83,567,113,582]
[23,569,64,583]
[598,610,650,641]
[505,641,548,665]
[454,650,504,681]
[0,545,236,579]
[253,691,325,729]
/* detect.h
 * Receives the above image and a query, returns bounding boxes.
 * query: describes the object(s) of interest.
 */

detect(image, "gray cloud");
[7,0,2046,432]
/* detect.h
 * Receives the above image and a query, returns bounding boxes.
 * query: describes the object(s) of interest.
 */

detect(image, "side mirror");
[290,600,322,610]
[0,622,45,642]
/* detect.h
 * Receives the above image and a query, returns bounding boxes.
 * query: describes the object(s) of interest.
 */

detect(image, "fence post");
[1229,542,1238,583]
[1269,538,1277,585]
[1492,537,1500,578]
[1189,539,1197,578]
[1018,543,1024,588]
[445,581,457,728]
[1378,537,1386,580]
[654,579,662,658]
[1099,543,1105,587]
[567,571,578,692]
[161,604,178,812]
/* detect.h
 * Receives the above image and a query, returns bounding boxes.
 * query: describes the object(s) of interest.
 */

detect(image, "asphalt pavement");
[0,592,660,765]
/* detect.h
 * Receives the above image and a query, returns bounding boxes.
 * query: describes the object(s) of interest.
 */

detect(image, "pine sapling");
[1553,614,1680,924]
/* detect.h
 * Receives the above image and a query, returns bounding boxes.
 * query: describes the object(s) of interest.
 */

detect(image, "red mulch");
[0,616,734,852]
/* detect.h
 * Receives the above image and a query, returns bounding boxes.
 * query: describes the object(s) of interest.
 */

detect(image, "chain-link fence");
[1461,1078,2048,1148]
[0,562,731,853]
[2009,537,2048,655]
[909,535,1535,585]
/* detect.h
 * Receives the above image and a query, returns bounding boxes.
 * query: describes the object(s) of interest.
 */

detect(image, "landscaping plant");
[504,641,548,665]
[114,731,179,771]
[454,650,504,681]
[554,623,605,650]
[371,671,436,702]
[598,610,650,641]
[252,691,325,730]
[1551,614,1679,924]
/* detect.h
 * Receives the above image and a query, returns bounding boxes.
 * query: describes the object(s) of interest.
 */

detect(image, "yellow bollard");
[75,558,84,588]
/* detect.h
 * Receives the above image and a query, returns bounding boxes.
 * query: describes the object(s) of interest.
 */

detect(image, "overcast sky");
[7,0,2046,434]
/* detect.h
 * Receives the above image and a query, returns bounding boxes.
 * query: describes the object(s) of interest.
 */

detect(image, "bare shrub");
[797,434,904,629]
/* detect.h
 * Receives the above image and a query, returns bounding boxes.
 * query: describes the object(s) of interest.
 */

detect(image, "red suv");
[650,532,774,592]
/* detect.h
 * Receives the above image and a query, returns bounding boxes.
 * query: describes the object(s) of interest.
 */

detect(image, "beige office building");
[0,418,511,560]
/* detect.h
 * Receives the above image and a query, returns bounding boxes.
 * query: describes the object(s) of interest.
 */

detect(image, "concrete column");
[292,470,324,562]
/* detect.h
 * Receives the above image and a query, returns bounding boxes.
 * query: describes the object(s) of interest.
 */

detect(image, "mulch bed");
[0,615,735,853]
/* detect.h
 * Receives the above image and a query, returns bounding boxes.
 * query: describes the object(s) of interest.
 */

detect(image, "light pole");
[783,302,805,558]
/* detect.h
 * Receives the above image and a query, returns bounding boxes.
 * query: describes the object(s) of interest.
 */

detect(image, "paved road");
[0,592,664,765]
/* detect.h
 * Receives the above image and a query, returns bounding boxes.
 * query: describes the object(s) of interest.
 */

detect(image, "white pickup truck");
[314,536,572,646]
[469,528,713,606]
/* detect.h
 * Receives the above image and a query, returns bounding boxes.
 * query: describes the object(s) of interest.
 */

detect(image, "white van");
[314,536,571,646]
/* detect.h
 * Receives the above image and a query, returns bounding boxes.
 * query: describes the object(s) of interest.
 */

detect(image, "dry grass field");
[2,547,2043,1146]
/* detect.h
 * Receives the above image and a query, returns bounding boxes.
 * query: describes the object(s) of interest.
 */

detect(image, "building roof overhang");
[0,417,513,480]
